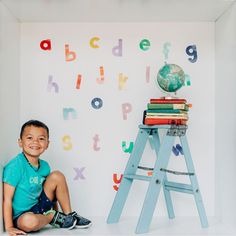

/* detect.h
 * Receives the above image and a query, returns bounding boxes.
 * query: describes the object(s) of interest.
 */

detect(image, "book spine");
[146,109,184,113]
[150,99,187,104]
[144,118,187,125]
[146,114,188,119]
[147,103,189,111]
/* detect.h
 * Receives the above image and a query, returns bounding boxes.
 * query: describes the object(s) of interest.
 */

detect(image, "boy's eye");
[39,137,46,141]
[26,137,33,140]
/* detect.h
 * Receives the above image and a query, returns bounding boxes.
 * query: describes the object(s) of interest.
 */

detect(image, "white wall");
[2,1,236,230]
[215,2,236,225]
[0,1,20,233]
[20,22,215,218]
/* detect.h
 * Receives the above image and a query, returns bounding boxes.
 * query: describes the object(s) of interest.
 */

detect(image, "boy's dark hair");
[20,120,49,138]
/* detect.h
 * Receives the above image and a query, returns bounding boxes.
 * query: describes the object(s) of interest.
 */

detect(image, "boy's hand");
[6,227,26,236]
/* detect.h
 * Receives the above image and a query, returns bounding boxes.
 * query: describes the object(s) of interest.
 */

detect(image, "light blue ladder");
[107,124,208,234]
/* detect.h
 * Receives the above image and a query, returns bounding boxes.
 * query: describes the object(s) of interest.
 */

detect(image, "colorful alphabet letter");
[122,103,132,120]
[74,167,86,180]
[65,44,76,61]
[47,75,59,93]
[118,73,128,90]
[112,39,123,57]
[96,66,105,84]
[91,97,103,109]
[186,44,198,63]
[63,108,77,120]
[76,74,82,89]
[122,141,134,153]
[139,39,150,51]
[113,173,123,191]
[93,134,101,151]
[62,135,72,150]
[40,39,51,50]
[90,37,100,48]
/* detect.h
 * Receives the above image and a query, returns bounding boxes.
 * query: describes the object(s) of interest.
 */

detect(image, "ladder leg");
[163,173,175,219]
[107,128,151,224]
[135,134,175,234]
[180,135,208,228]
[152,129,175,219]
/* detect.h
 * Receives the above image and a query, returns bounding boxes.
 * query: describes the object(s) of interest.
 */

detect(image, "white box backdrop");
[19,22,215,217]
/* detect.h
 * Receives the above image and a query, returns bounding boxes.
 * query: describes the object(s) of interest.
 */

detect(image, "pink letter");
[122,103,132,120]
[93,134,100,151]
[146,66,150,83]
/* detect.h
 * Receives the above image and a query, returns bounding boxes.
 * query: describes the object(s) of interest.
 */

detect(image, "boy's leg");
[17,212,54,232]
[43,170,92,229]
[43,170,72,214]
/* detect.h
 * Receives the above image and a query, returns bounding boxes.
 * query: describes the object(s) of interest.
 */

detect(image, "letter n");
[63,108,77,120]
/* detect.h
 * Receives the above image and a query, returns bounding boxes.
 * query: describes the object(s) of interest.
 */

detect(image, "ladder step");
[124,174,151,182]
[164,181,194,194]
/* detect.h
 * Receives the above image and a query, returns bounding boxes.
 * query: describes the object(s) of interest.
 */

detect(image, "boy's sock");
[44,210,77,230]
[68,211,92,229]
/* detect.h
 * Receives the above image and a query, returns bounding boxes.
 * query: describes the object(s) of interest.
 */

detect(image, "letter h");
[47,75,59,93]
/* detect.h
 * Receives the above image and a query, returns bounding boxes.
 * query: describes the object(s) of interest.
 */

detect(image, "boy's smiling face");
[18,125,49,160]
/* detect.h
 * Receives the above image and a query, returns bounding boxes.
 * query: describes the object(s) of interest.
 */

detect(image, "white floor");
[2,217,236,236]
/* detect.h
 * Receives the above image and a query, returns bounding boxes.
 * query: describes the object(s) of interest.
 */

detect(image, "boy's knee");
[18,214,40,232]
[48,170,65,181]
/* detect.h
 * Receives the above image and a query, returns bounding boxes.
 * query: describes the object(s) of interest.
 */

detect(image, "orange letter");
[65,44,76,61]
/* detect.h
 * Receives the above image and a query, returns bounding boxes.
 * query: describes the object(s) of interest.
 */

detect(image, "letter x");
[73,167,86,180]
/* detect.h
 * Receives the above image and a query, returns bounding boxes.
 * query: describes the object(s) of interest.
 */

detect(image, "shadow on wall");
[0,163,3,233]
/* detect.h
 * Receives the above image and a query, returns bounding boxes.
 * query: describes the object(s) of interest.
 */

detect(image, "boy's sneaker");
[49,210,77,230]
[68,211,92,229]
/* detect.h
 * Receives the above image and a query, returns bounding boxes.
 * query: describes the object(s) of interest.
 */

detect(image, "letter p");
[122,103,132,120]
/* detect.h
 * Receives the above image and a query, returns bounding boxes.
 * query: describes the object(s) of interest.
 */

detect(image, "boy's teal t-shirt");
[3,152,50,219]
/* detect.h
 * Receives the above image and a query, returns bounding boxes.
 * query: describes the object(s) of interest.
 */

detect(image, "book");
[150,98,187,104]
[147,103,189,111]
[144,118,187,125]
[146,114,188,119]
[146,109,187,114]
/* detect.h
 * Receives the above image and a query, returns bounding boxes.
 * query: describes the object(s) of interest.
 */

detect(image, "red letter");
[40,39,51,50]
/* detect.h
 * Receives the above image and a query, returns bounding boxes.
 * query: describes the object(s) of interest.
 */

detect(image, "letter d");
[112,39,123,57]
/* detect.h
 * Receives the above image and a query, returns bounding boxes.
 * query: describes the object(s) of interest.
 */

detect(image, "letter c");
[90,37,100,48]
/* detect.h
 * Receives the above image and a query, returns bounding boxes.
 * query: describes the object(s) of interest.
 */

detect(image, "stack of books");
[143,98,189,125]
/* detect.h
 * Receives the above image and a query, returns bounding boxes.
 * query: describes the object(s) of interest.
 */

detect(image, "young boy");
[3,120,92,235]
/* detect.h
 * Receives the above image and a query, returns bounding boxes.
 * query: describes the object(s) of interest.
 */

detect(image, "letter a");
[40,39,51,50]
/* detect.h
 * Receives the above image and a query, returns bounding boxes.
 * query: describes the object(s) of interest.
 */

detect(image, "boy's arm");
[3,183,26,235]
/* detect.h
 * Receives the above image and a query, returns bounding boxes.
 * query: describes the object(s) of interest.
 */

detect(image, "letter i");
[76,74,82,89]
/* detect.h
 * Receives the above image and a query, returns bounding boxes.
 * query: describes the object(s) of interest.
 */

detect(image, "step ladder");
[107,124,208,234]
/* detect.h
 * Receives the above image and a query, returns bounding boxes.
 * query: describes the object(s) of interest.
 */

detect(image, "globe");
[157,64,185,93]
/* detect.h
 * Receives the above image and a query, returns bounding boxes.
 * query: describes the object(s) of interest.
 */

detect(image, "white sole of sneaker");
[68,219,78,230]
[75,222,92,229]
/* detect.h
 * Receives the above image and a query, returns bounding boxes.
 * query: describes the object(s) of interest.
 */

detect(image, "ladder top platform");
[139,124,188,130]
